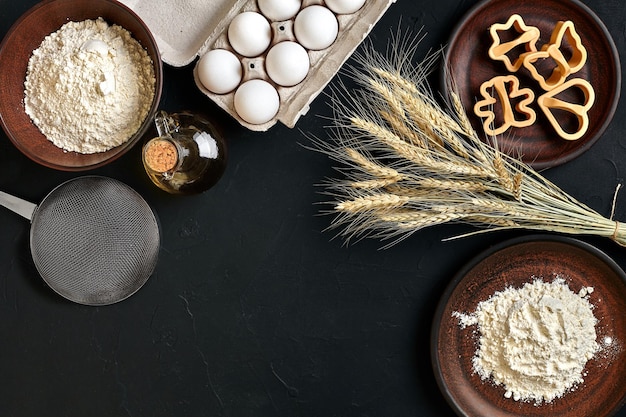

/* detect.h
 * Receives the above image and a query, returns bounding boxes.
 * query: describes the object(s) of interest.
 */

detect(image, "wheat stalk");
[312,29,626,247]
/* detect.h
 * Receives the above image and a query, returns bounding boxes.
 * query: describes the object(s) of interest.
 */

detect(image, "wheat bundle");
[313,30,625,247]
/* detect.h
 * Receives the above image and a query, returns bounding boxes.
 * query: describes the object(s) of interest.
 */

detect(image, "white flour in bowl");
[24,18,155,154]
[453,277,599,403]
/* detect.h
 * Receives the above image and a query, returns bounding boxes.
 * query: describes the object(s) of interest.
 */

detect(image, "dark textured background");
[0,0,625,416]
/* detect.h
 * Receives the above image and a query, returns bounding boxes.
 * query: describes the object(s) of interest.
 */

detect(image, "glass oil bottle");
[142,111,227,195]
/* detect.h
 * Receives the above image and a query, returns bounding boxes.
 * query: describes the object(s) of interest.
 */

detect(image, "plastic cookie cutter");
[474,75,537,136]
[488,14,540,72]
[522,20,587,90]
[537,78,595,141]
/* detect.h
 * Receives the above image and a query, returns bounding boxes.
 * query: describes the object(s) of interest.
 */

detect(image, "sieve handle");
[0,191,37,220]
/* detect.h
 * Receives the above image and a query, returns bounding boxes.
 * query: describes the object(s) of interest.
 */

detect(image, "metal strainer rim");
[29,176,160,306]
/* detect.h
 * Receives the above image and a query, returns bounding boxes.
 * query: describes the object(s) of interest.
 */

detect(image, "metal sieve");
[0,176,160,305]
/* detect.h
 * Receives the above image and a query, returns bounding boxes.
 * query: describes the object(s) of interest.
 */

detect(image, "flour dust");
[452,275,614,404]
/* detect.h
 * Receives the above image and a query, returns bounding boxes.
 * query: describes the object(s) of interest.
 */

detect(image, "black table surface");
[1,0,625,416]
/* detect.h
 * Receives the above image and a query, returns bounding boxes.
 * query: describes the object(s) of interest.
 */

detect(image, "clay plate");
[432,235,626,417]
[444,0,620,169]
[0,0,163,171]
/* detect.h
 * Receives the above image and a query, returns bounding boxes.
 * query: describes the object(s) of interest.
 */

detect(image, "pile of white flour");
[454,277,599,403]
[24,18,155,154]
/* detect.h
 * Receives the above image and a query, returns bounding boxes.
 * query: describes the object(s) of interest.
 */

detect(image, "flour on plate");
[24,18,155,154]
[453,277,599,403]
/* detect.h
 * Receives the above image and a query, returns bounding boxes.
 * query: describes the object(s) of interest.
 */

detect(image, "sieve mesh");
[29,176,160,305]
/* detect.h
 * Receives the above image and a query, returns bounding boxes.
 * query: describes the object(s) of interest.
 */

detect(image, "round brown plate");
[432,235,626,417]
[0,0,163,171]
[444,0,620,169]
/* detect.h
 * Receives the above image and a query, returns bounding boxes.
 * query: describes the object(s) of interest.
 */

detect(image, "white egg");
[294,5,338,51]
[197,49,243,94]
[228,12,272,57]
[265,41,310,87]
[324,0,366,14]
[257,0,302,21]
[234,79,280,125]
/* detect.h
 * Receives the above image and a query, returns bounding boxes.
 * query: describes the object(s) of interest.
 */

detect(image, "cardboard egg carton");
[119,0,396,131]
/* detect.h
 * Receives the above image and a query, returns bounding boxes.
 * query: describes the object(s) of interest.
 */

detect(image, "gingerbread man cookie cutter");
[488,14,540,72]
[522,20,587,90]
[537,78,595,140]
[474,75,537,136]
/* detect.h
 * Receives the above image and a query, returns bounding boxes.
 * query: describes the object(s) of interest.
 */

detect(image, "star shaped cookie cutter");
[488,14,540,72]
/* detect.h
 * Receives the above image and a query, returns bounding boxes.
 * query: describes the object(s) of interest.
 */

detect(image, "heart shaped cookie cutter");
[537,78,595,140]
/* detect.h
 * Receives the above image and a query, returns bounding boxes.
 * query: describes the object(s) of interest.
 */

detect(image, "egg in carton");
[119,0,396,131]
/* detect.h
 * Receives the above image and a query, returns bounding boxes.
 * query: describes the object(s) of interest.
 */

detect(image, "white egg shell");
[324,0,366,14]
[265,41,310,87]
[258,0,302,21]
[234,79,280,125]
[294,5,339,51]
[228,12,272,57]
[197,49,243,94]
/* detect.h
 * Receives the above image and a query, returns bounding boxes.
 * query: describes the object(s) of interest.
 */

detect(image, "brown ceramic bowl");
[0,0,163,171]
[444,0,620,169]
[432,235,626,417]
